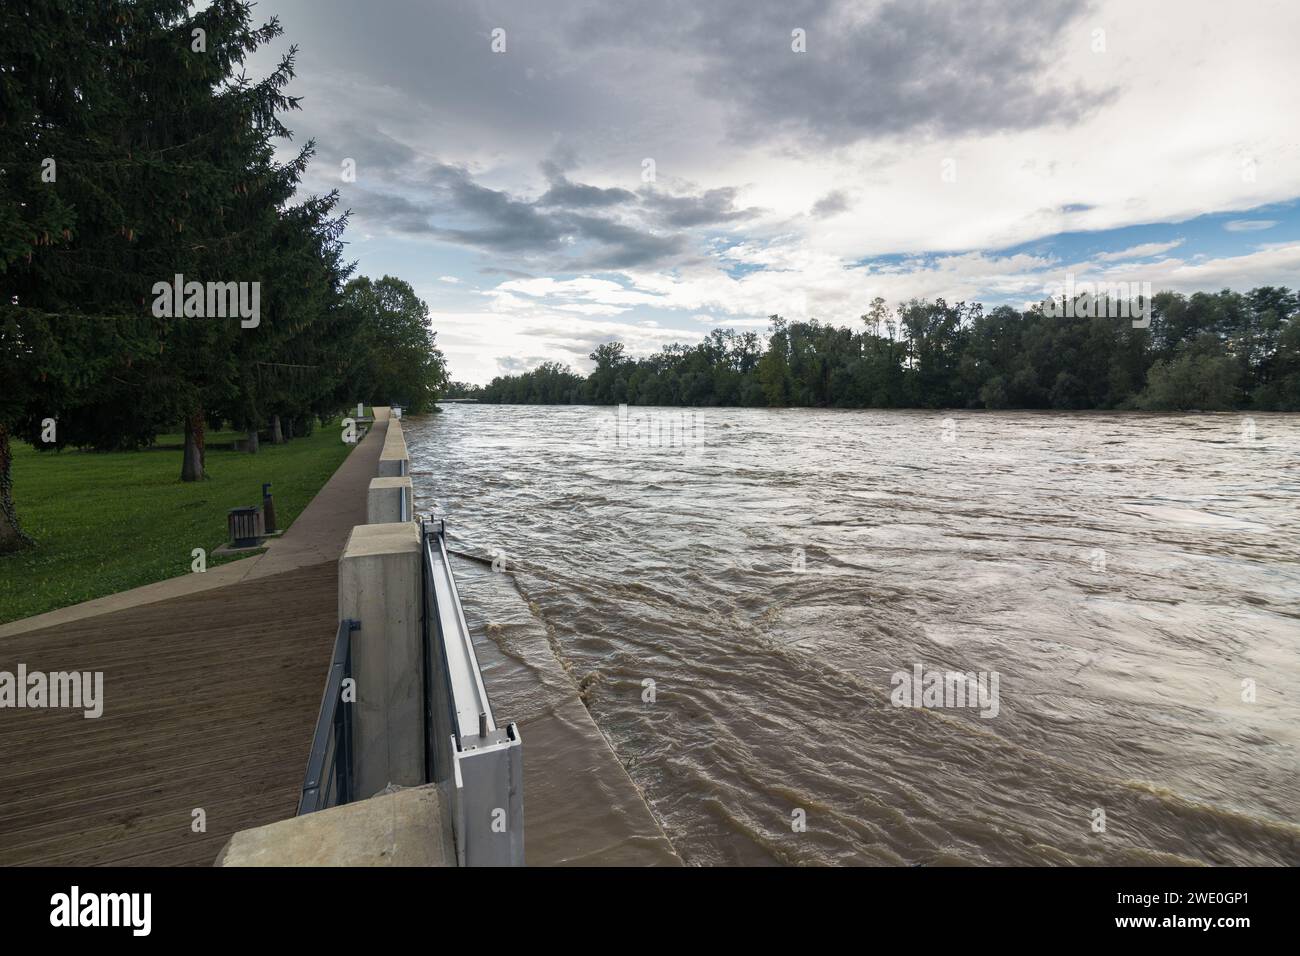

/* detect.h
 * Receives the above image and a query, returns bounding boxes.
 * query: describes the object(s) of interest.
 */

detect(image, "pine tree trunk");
[0,424,34,553]
[181,409,206,482]
[246,429,259,454]
[270,414,284,444]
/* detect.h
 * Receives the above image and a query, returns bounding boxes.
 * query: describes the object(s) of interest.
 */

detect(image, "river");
[405,404,1299,866]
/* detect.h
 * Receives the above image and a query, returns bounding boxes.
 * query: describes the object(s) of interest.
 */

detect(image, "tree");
[1252,308,1300,409]
[756,316,793,405]
[346,276,449,414]
[586,341,629,405]
[126,3,316,480]
[0,0,166,546]
[210,189,357,452]
[1,1,326,485]
[1137,348,1240,410]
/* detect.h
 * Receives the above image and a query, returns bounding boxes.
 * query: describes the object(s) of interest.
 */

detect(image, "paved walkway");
[0,414,389,866]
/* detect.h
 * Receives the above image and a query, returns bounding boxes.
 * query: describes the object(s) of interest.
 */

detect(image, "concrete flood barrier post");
[367,477,413,524]
[338,522,424,798]
[378,418,408,477]
[215,783,455,866]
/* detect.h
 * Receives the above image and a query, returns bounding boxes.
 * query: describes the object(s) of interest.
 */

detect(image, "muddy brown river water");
[406,405,1299,866]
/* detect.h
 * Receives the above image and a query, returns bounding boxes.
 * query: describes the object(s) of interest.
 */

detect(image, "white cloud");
[554,303,630,315]
[1094,239,1185,262]
[1223,220,1279,232]
[467,241,1300,344]
[427,307,707,384]
[1125,242,1300,292]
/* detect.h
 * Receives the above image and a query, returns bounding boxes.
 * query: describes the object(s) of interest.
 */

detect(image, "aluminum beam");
[422,519,524,866]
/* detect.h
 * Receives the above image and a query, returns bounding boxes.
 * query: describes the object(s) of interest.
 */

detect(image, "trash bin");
[228,506,262,548]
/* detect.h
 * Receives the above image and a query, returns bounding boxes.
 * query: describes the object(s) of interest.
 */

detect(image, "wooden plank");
[0,560,343,867]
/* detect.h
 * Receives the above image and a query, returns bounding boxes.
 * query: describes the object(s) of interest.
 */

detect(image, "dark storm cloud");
[534,164,754,229]
[311,120,418,173]
[514,325,642,363]
[255,0,1113,273]
[261,0,1107,160]
[346,160,702,268]
[537,175,638,209]
[426,164,567,250]
[643,187,760,228]
[347,189,437,234]
[811,190,851,217]
[568,0,1110,144]
[566,215,687,268]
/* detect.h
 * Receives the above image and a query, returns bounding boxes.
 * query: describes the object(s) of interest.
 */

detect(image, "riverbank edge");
[406,411,681,866]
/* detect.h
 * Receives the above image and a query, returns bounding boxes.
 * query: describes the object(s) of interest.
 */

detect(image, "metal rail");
[422,518,524,866]
[297,619,359,815]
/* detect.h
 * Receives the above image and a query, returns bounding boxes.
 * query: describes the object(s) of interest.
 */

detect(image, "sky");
[248,0,1300,384]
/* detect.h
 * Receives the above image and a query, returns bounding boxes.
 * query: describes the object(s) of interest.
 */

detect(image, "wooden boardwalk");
[0,560,339,865]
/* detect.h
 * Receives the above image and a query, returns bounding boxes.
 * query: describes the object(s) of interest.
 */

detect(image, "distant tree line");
[443,380,492,400]
[469,289,1300,413]
[0,1,445,551]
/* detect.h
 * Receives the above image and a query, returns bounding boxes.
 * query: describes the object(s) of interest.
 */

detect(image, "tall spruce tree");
[2,0,326,516]
[0,0,161,548]
[107,0,316,480]
[0,0,352,551]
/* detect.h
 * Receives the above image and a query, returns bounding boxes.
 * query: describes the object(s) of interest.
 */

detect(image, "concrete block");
[338,522,423,797]
[378,418,408,477]
[367,477,412,524]
[214,784,454,866]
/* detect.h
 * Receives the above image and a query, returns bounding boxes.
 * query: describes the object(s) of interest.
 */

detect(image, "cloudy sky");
[250,0,1300,383]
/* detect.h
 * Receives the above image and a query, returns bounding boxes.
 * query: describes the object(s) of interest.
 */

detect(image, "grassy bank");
[0,419,357,625]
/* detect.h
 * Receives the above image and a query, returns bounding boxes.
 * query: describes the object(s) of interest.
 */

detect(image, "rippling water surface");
[406,405,1300,865]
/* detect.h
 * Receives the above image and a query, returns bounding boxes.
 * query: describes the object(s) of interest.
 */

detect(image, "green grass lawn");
[0,418,360,625]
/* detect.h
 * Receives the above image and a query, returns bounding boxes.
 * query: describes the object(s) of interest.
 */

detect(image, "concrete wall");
[378,417,408,477]
[338,522,424,797]
[367,476,412,524]
[215,784,453,866]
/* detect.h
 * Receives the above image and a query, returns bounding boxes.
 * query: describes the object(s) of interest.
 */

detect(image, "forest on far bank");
[447,288,1300,412]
